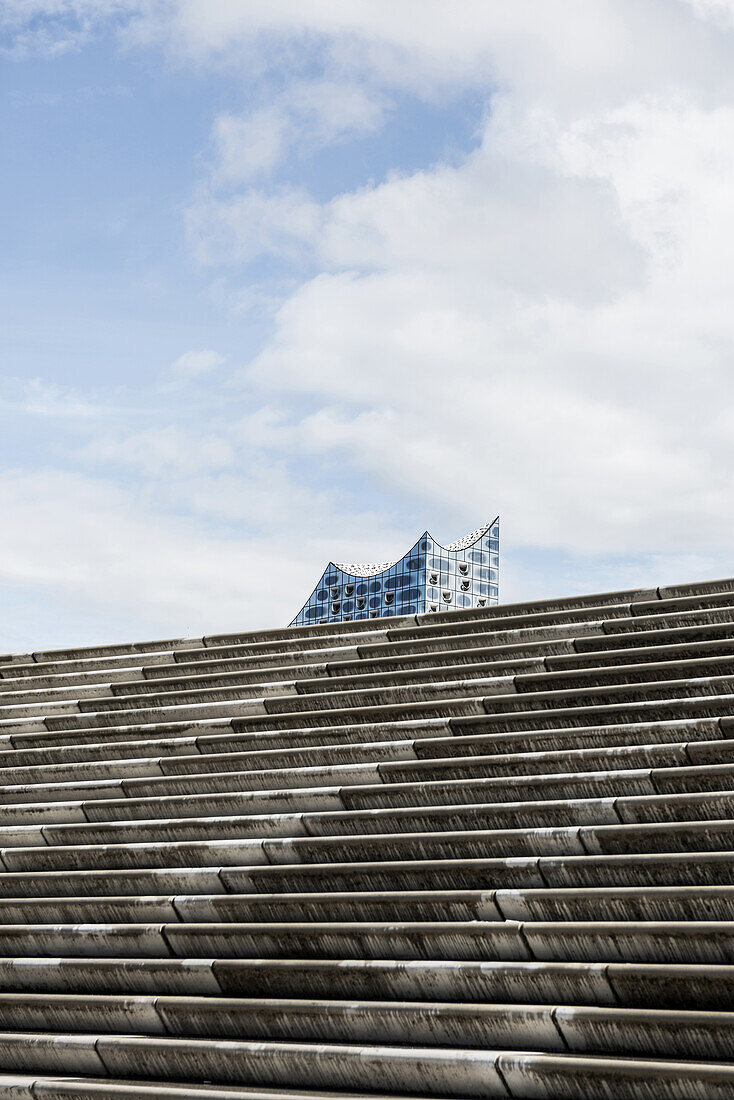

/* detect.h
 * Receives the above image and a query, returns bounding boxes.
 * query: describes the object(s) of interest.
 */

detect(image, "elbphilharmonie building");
[290,518,499,626]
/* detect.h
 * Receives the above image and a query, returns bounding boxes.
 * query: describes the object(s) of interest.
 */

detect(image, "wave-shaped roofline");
[332,517,499,578]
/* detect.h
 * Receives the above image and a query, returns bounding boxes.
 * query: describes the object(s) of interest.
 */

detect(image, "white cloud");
[187,189,321,266]
[210,82,384,185]
[0,0,142,55]
[164,0,734,577]
[0,377,111,418]
[0,468,312,648]
[168,348,226,377]
[212,107,288,183]
[81,424,235,476]
[6,0,734,649]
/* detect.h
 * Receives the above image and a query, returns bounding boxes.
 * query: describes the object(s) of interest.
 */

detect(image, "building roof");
[333,518,497,577]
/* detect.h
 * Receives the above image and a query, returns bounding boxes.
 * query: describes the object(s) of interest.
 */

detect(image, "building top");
[334,519,496,576]
[291,518,500,626]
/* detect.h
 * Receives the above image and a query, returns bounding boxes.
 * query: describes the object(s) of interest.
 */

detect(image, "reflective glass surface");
[290,519,500,625]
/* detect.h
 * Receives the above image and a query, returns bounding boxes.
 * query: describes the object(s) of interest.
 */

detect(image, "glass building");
[290,518,499,626]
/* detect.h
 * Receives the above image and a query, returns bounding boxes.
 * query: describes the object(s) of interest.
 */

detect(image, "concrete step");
[9,1048,734,1100]
[0,577,731,1097]
[1,729,730,789]
[2,954,730,1011]
[4,754,734,823]
[5,918,734,963]
[0,1031,514,1097]
[0,883,732,927]
[6,646,734,725]
[0,1073,461,1100]
[4,993,734,1063]
[3,711,724,765]
[5,844,734,897]
[9,984,734,1064]
[9,817,734,874]
[6,681,734,740]
[3,784,726,846]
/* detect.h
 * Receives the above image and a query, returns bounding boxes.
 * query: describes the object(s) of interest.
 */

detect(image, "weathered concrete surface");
[0,577,731,1094]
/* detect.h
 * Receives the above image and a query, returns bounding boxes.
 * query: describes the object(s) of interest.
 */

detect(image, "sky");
[2,0,734,651]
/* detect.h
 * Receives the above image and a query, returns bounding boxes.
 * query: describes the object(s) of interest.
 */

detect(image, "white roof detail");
[334,519,497,578]
[444,519,495,551]
[333,559,399,577]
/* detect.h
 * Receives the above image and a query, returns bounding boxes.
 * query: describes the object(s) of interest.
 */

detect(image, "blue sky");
[2,1,734,650]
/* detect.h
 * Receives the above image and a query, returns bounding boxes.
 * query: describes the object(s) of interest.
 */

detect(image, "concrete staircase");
[0,579,733,1096]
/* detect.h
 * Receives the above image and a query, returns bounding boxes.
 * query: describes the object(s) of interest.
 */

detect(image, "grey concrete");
[497,1051,734,1099]
[0,575,732,1096]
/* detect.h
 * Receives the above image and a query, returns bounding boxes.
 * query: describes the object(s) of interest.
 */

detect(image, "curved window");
[344,583,355,597]
[399,587,421,603]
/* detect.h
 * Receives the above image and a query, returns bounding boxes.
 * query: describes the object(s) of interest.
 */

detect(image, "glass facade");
[290,519,500,626]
